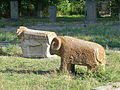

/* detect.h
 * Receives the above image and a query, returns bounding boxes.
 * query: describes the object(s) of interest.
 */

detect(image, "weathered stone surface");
[50,36,106,73]
[17,26,57,58]
[10,1,18,20]
[49,6,57,22]
[92,82,120,90]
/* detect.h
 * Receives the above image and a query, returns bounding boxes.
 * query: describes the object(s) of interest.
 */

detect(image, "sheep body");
[50,36,106,72]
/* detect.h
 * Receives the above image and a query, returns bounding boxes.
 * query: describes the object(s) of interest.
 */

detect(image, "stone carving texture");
[50,36,106,73]
[17,26,57,58]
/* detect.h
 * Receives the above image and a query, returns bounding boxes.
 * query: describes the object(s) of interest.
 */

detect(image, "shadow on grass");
[0,68,86,76]
[0,68,56,75]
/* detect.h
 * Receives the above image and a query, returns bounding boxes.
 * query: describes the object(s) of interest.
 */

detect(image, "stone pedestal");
[87,0,96,22]
[18,27,57,58]
[49,6,57,22]
[10,1,18,20]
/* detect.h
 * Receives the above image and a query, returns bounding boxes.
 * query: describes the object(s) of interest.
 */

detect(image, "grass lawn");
[0,17,120,89]
[52,25,120,47]
[0,22,120,47]
[0,45,120,90]
[0,16,119,27]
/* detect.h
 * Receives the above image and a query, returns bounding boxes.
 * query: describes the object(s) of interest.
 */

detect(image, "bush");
[57,0,85,15]
[2,44,22,56]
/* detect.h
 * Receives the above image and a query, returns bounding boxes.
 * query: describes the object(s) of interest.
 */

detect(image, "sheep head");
[16,26,27,39]
[50,37,61,55]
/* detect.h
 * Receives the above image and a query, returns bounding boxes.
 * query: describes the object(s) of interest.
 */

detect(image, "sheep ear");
[51,37,61,50]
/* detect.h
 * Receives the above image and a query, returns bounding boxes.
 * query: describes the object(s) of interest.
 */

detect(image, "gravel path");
[0,24,119,32]
[0,24,84,31]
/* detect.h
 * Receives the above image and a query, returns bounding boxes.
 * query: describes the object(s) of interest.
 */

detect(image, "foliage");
[0,44,22,56]
[57,0,85,15]
[109,0,119,16]
[0,19,119,47]
[0,0,119,17]
[52,24,120,47]
[0,18,7,28]
[0,31,19,42]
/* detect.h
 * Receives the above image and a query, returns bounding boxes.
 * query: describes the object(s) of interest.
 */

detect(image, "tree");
[115,0,120,20]
[115,0,120,33]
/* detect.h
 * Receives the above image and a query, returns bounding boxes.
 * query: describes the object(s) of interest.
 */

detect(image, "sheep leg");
[60,59,68,72]
[71,64,75,73]
[87,65,98,72]
[87,66,92,72]
[60,58,75,73]
[66,64,73,72]
[66,64,75,73]
[88,65,99,73]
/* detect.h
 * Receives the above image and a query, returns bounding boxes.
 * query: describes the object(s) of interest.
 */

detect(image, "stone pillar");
[10,1,18,20]
[49,6,57,22]
[87,0,97,22]
[37,0,43,18]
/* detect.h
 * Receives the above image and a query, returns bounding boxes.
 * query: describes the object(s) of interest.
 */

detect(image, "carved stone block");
[17,26,57,58]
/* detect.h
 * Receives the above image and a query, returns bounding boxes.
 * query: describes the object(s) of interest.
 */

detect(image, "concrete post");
[87,0,97,22]
[49,6,57,22]
[10,1,18,20]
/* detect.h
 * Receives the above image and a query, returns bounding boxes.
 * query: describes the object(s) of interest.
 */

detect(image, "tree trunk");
[119,6,120,34]
[37,0,43,18]
[18,0,21,17]
[115,0,120,34]
[118,6,120,21]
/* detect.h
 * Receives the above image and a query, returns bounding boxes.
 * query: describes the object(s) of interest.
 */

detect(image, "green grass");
[0,16,120,89]
[0,17,84,27]
[0,16,119,27]
[0,23,120,47]
[52,25,120,47]
[0,31,19,42]
[0,45,120,90]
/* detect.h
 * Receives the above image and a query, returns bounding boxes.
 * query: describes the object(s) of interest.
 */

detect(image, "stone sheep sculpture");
[50,36,106,73]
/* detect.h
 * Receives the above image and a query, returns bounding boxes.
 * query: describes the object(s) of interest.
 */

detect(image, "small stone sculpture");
[50,36,106,73]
